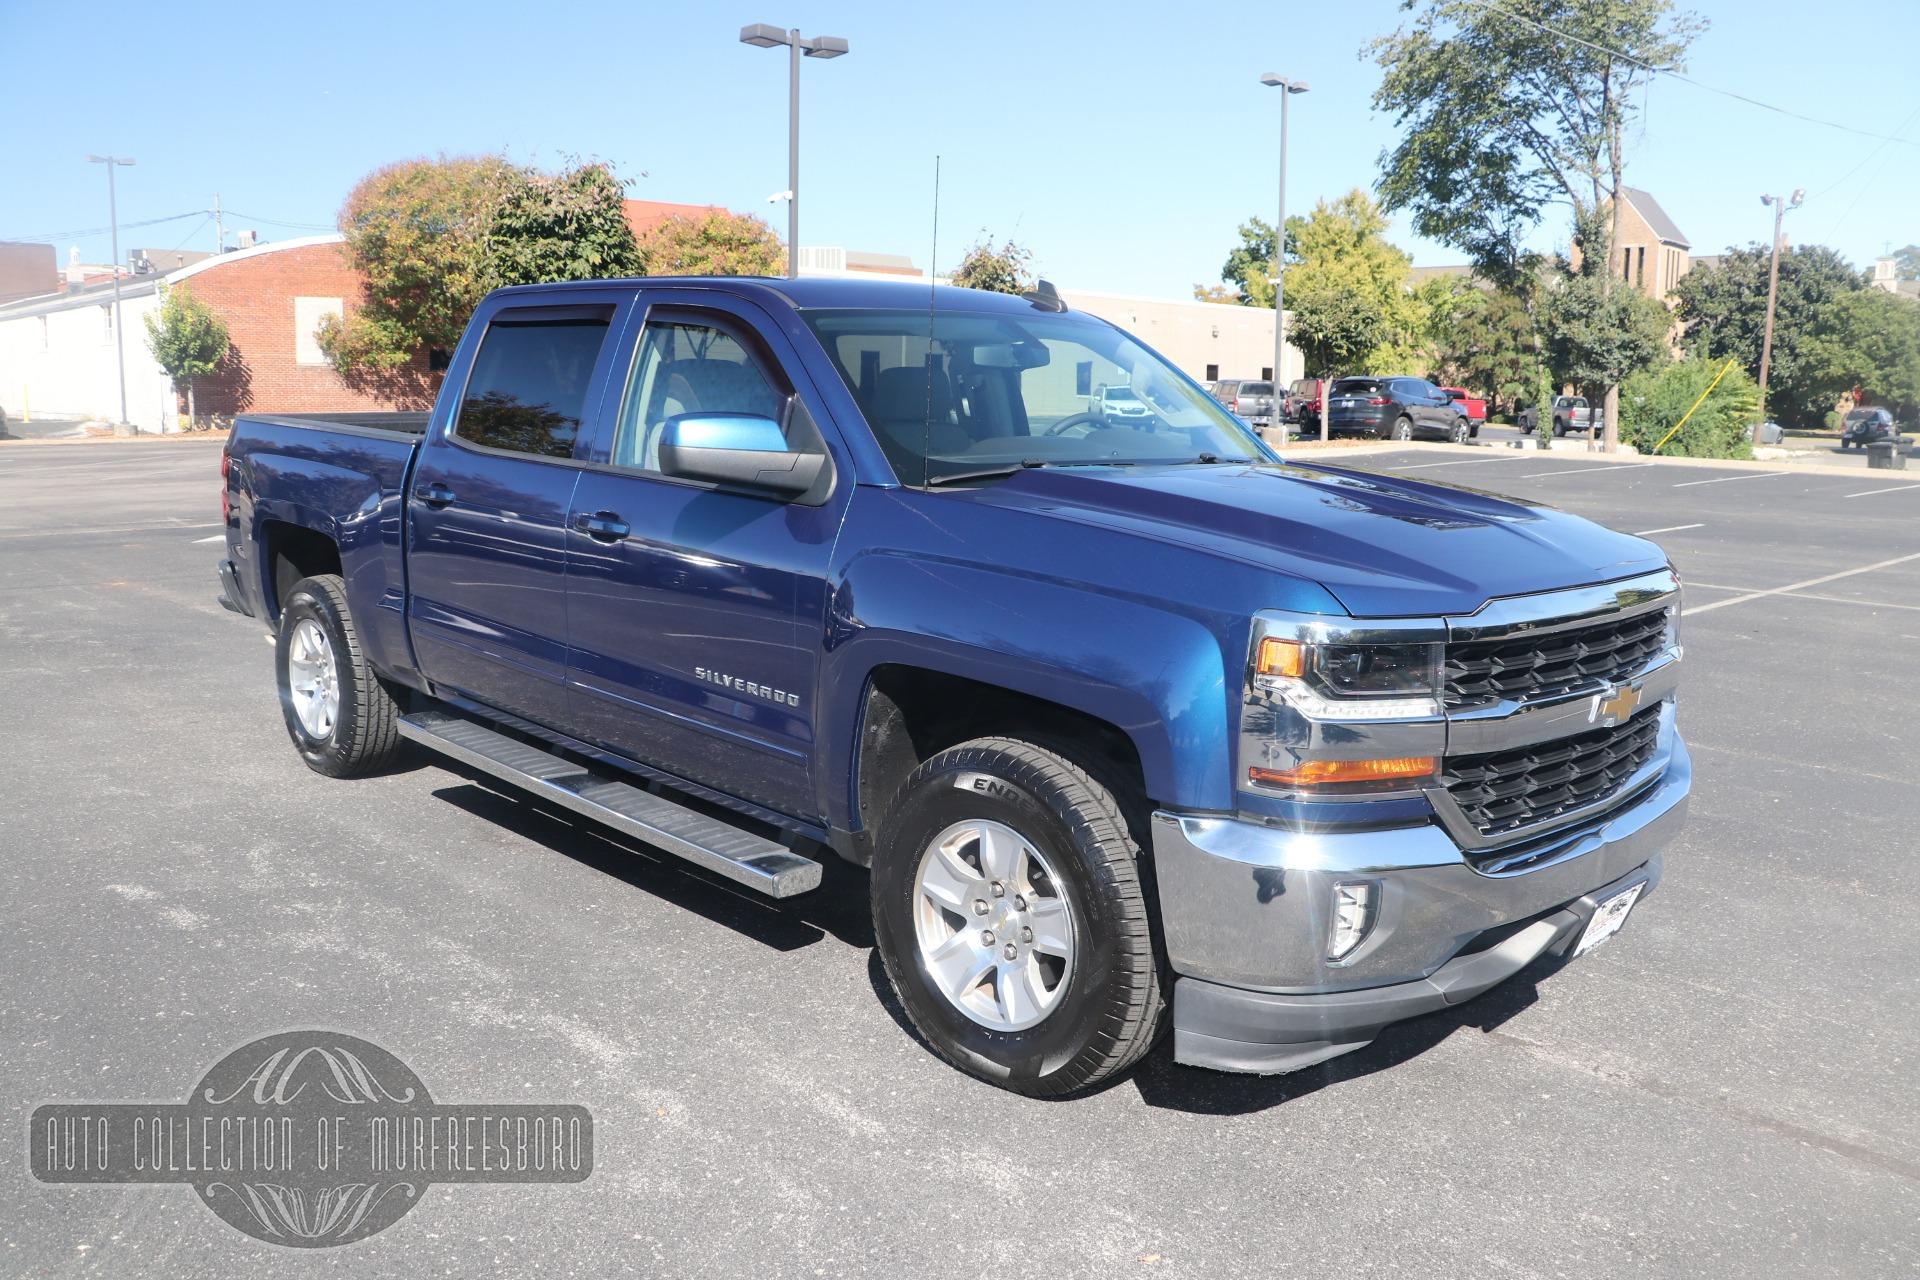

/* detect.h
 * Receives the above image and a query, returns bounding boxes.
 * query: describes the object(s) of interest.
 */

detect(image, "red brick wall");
[178,242,439,418]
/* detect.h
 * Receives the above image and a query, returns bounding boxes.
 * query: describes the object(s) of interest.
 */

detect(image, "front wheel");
[275,574,403,778]
[871,738,1164,1096]
[1390,416,1414,441]
[1449,417,1471,445]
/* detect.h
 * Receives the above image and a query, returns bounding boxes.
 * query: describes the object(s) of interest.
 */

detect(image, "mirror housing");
[656,414,826,499]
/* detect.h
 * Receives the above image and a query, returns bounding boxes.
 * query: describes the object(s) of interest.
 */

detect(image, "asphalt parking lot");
[3,440,1916,1277]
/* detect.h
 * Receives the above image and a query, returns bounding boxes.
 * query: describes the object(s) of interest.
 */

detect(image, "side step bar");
[397,710,823,898]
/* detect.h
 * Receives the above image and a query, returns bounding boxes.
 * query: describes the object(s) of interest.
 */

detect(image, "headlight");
[1242,616,1447,794]
[1254,636,1443,720]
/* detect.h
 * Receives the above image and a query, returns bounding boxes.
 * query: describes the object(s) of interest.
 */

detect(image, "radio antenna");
[924,155,940,487]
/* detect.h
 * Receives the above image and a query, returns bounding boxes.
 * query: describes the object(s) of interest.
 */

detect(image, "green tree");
[1619,357,1758,458]
[1216,218,1280,308]
[1894,244,1920,282]
[1542,273,1673,405]
[1286,190,1424,379]
[486,162,644,288]
[318,155,514,373]
[317,155,644,377]
[1673,244,1866,426]
[1192,283,1241,305]
[1373,0,1704,444]
[1427,284,1544,419]
[636,209,785,277]
[1802,288,1920,423]
[142,287,230,428]
[947,236,1033,294]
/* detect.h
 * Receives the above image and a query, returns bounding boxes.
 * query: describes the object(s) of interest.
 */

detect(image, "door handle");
[573,511,631,542]
[413,481,457,507]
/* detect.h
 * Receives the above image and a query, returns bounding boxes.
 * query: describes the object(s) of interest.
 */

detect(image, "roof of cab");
[484,275,1057,315]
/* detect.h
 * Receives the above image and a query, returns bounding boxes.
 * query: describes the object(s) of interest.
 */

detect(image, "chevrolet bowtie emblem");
[1593,683,1642,723]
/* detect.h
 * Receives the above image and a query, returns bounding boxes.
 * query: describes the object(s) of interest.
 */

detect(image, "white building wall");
[1061,288,1302,387]
[0,290,175,432]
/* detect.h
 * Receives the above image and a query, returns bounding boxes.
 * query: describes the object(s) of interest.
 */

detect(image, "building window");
[1205,363,1219,382]
[1636,246,1646,287]
[294,297,344,366]
[1261,366,1272,381]
[101,305,113,344]
[1075,361,1092,396]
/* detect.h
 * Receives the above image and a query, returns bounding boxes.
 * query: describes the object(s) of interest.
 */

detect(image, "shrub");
[1619,359,1759,459]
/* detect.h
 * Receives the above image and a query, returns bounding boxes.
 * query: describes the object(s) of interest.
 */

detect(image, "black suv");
[1840,407,1905,450]
[1327,376,1473,443]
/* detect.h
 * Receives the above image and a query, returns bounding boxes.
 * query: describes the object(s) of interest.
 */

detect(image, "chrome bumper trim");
[1152,731,1690,993]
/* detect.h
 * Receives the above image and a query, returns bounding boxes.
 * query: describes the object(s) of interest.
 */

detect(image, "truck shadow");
[1126,958,1569,1115]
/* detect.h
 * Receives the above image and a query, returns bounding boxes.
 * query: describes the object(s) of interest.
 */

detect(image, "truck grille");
[1440,706,1663,839]
[1444,607,1669,710]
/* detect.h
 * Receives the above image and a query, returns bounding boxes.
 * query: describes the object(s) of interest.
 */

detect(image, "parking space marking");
[1631,523,1705,535]
[1390,455,1528,470]
[1671,471,1789,488]
[1682,552,1920,616]
[1686,581,1920,612]
[1843,484,1920,498]
[192,534,226,544]
[0,521,222,541]
[1520,463,1653,478]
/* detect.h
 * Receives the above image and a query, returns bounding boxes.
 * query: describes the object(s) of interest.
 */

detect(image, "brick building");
[0,234,427,432]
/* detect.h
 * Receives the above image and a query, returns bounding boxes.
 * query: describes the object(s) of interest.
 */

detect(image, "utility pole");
[740,24,850,279]
[87,154,135,430]
[1757,188,1804,418]
[213,192,226,254]
[1260,74,1309,445]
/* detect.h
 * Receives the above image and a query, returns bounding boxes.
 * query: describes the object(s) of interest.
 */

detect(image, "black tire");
[1449,417,1471,445]
[275,573,403,778]
[1390,416,1414,442]
[1552,419,1566,437]
[871,738,1164,1097]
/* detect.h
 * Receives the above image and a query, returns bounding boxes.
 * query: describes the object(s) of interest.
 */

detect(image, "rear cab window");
[454,306,616,459]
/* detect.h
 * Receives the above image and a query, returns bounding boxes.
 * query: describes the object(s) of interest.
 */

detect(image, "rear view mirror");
[972,341,1050,370]
[657,414,826,498]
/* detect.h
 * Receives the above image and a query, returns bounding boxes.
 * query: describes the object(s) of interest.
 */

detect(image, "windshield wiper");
[923,460,1050,487]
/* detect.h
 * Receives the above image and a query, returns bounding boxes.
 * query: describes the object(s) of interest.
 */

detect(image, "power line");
[1465,0,1920,150]
[221,210,335,233]
[2,211,205,243]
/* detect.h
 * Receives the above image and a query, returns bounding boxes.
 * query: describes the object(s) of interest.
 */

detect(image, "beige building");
[1575,187,1693,300]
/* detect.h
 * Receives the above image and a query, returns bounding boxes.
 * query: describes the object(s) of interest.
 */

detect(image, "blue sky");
[3,0,1916,296]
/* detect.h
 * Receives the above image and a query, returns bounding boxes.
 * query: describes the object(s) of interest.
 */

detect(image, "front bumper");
[1153,732,1690,1073]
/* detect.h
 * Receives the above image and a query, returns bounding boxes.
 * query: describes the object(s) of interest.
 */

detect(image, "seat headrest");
[872,365,951,423]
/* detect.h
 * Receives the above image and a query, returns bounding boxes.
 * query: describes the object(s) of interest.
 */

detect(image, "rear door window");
[455,308,614,458]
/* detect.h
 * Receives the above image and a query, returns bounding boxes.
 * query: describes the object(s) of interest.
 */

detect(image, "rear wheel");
[275,574,403,778]
[1390,416,1414,441]
[871,738,1164,1097]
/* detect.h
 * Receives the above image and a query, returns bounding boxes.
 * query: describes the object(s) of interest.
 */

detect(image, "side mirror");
[656,413,826,499]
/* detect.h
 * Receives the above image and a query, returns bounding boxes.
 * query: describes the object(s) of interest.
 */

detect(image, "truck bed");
[235,411,430,439]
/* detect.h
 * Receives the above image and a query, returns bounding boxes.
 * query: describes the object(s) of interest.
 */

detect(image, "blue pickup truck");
[218,276,1689,1096]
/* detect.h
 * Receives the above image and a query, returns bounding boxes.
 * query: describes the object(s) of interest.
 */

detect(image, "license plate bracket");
[1573,882,1645,957]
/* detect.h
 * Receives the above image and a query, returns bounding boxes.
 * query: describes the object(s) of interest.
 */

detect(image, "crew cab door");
[561,295,848,820]
[406,297,626,724]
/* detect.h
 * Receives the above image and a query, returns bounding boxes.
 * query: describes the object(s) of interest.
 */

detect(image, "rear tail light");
[1366,396,1388,407]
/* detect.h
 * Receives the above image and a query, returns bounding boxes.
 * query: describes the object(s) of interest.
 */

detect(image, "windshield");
[802,308,1265,485]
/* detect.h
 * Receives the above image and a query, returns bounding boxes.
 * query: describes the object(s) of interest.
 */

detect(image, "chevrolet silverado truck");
[217,277,1689,1097]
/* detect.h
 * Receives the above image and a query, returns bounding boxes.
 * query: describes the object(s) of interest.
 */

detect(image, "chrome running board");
[398,709,822,898]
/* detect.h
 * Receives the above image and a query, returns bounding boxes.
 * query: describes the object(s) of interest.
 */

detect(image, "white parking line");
[1391,455,1528,470]
[1631,523,1705,535]
[1520,463,1652,479]
[1844,484,1920,498]
[1682,552,1920,616]
[1671,471,1789,488]
[192,534,226,544]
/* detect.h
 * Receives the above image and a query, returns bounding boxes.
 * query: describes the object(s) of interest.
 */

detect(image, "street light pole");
[740,23,850,279]
[87,154,135,429]
[1757,187,1804,419]
[1260,74,1308,445]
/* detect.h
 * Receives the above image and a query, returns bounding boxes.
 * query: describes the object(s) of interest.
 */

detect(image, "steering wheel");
[1044,411,1107,436]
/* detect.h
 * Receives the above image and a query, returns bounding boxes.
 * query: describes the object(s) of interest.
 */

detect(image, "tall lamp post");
[1756,187,1804,420]
[740,24,850,279]
[1260,74,1308,444]
[87,154,135,429]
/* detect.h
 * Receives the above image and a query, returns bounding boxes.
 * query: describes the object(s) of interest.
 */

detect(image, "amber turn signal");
[1249,757,1437,789]
[1255,637,1306,679]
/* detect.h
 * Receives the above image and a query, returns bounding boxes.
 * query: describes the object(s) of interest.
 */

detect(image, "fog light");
[1328,881,1378,961]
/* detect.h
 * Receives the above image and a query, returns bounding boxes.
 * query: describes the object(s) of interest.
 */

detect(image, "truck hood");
[965,461,1666,617]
